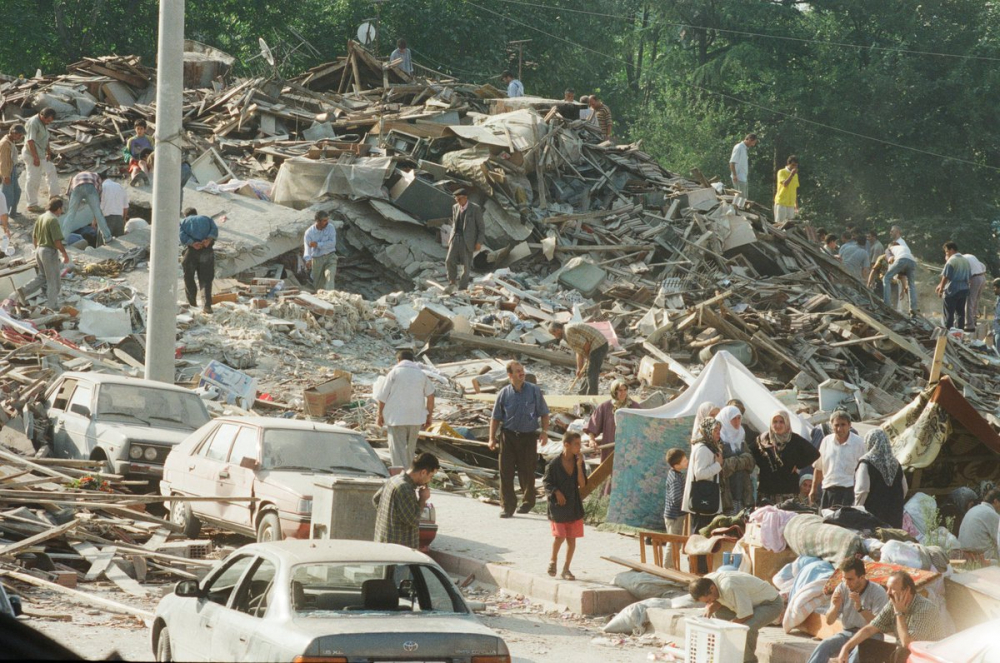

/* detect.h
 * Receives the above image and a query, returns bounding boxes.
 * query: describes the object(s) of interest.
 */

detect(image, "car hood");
[256,469,385,500]
[96,422,195,444]
[288,612,494,637]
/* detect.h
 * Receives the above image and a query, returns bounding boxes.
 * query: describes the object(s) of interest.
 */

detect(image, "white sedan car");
[151,539,510,663]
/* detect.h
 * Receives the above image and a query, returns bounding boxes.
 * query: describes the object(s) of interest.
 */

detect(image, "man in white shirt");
[100,178,129,237]
[883,225,918,314]
[376,349,436,470]
[810,411,866,509]
[958,489,1000,561]
[728,133,757,200]
[963,253,987,331]
[690,571,784,663]
[501,71,524,98]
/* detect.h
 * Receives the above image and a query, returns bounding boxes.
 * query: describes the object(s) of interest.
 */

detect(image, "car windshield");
[289,562,465,616]
[95,384,211,431]
[261,430,387,476]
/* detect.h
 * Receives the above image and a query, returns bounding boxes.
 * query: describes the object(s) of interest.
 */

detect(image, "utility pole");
[145,0,185,384]
[507,39,531,81]
[371,0,389,57]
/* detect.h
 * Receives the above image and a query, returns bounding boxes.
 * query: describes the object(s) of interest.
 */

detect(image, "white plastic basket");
[684,616,749,663]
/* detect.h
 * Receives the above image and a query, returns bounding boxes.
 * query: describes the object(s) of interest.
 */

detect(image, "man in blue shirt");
[303,210,338,291]
[488,361,550,518]
[935,241,971,330]
[179,207,219,314]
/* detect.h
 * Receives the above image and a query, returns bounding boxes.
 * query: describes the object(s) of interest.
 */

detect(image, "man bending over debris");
[17,197,69,310]
[836,571,948,663]
[303,210,338,291]
[179,207,218,314]
[445,189,484,293]
[548,321,608,396]
[689,571,784,663]
[61,171,113,244]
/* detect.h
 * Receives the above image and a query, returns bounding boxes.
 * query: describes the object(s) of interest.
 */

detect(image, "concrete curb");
[429,548,636,616]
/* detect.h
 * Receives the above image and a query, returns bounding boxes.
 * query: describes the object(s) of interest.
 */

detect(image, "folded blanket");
[783,557,834,633]
[783,514,865,565]
[749,505,799,552]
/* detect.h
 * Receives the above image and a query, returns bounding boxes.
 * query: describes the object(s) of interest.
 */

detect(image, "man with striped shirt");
[587,95,613,142]
[548,321,609,395]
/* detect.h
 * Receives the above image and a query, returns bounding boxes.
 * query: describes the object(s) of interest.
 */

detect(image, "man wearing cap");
[445,189,484,293]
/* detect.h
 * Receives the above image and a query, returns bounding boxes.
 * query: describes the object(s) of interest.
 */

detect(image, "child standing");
[544,432,588,580]
[663,448,689,568]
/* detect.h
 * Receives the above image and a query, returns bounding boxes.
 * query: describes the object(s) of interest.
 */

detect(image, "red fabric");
[551,519,584,539]
[823,561,940,595]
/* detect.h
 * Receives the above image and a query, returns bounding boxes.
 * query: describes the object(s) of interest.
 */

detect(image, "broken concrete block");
[558,261,606,298]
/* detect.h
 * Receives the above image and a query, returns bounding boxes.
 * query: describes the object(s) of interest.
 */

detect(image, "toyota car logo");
[403,641,418,652]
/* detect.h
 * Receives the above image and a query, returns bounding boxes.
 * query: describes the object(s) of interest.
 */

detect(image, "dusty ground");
[17,583,666,662]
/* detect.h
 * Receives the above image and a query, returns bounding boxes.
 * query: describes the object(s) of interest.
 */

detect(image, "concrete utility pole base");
[145,0,185,383]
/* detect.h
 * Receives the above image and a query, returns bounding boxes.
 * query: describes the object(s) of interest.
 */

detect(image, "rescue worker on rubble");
[547,321,608,396]
[444,189,484,293]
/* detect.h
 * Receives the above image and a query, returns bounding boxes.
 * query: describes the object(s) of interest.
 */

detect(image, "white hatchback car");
[151,539,510,663]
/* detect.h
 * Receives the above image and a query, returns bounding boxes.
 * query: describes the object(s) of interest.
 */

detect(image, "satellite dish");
[258,37,275,67]
[357,21,377,46]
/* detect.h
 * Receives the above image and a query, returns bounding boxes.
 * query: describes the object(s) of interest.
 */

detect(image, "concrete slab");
[426,491,639,615]
[646,606,824,663]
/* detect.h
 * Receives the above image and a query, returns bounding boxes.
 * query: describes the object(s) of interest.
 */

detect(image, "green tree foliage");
[1,0,997,263]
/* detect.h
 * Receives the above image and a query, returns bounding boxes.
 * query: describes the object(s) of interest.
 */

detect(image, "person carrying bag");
[683,418,724,573]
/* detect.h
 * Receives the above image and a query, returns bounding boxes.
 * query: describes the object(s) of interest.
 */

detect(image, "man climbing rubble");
[444,189,484,293]
[179,207,218,314]
[303,210,338,291]
[547,321,608,396]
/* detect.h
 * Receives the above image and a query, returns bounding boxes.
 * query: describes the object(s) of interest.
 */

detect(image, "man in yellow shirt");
[774,155,804,234]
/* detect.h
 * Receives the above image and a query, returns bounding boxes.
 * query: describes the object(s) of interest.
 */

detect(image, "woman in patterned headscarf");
[855,428,908,528]
[682,418,724,573]
[751,410,819,506]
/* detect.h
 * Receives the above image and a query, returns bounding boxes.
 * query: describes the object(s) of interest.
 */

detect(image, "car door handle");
[218,470,230,479]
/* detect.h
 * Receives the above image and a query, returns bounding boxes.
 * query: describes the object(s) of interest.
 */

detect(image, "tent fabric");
[617,351,813,439]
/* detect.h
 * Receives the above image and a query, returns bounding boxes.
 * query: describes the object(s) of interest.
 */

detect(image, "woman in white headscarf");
[855,428,907,527]
[714,405,755,514]
[691,402,720,442]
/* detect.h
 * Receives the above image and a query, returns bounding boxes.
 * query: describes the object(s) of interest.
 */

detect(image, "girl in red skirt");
[544,432,588,580]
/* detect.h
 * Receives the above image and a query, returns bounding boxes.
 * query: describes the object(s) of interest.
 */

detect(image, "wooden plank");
[0,518,78,557]
[104,560,148,597]
[930,335,948,383]
[602,556,697,584]
[0,568,154,620]
[447,332,577,367]
[580,451,613,499]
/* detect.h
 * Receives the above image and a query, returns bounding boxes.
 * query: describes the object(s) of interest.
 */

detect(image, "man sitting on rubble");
[806,557,888,663]
[125,119,154,185]
[179,207,218,314]
[689,571,784,663]
[810,410,865,509]
[957,487,1000,563]
[836,570,948,663]
[547,321,609,396]
[501,71,524,98]
[444,189,484,293]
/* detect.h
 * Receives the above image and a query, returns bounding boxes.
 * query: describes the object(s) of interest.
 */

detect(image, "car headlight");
[296,499,312,514]
[129,446,143,459]
[144,447,158,461]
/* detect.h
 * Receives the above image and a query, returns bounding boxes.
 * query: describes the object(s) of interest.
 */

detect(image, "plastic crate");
[684,616,749,663]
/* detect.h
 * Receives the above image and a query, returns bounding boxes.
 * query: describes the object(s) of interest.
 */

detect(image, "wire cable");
[482,0,1000,63]
[464,0,1000,172]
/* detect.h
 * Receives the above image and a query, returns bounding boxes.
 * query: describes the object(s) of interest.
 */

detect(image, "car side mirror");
[69,404,91,418]
[239,456,260,470]
[174,579,202,598]
[8,595,21,617]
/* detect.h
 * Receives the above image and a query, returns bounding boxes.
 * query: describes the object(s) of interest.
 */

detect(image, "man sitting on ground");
[806,557,888,663]
[836,571,948,663]
[957,488,1000,562]
[689,571,784,663]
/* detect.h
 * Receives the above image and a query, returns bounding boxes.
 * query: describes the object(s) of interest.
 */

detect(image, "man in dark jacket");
[445,189,485,292]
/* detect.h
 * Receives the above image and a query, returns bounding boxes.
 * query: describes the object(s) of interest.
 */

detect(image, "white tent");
[619,350,813,439]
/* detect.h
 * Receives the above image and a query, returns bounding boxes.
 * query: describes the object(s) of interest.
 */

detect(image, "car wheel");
[170,498,202,538]
[156,627,172,662]
[92,452,114,477]
[256,512,282,543]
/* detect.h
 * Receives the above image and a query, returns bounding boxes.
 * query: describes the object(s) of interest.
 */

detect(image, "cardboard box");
[639,356,673,387]
[746,543,798,583]
[408,307,453,342]
[304,371,353,416]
